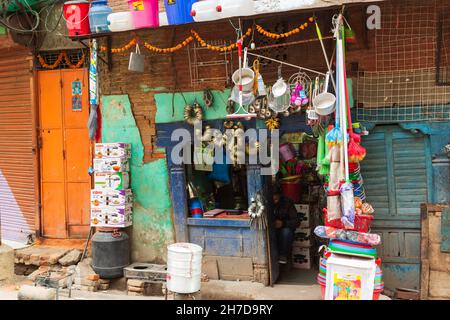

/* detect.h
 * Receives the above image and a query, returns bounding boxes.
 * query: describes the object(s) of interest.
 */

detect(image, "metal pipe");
[246,51,326,76]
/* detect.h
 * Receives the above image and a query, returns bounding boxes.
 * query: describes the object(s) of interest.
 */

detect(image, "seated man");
[273,189,301,264]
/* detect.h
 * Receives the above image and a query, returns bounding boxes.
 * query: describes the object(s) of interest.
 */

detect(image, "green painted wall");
[155,89,231,123]
[101,95,174,263]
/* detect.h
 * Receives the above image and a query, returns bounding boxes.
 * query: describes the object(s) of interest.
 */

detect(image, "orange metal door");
[38,69,90,239]
[62,70,90,238]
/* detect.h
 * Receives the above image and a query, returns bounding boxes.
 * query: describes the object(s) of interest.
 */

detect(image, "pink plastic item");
[279,143,296,162]
[128,0,159,29]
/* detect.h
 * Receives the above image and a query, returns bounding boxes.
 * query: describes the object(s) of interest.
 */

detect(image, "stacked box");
[295,204,310,228]
[91,189,133,207]
[292,246,311,269]
[94,143,131,158]
[293,227,312,247]
[293,204,312,269]
[91,143,133,228]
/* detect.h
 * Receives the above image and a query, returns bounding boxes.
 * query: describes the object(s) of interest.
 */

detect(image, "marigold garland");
[143,36,194,53]
[85,18,315,56]
[256,17,314,39]
[99,37,138,53]
[191,28,252,52]
[37,51,86,69]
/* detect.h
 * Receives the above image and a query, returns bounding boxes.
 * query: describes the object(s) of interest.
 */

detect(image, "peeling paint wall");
[101,95,174,263]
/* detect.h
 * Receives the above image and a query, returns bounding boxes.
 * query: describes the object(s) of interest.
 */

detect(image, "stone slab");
[216,256,254,281]
[124,263,166,281]
[202,257,219,280]
[58,250,82,266]
[0,245,14,283]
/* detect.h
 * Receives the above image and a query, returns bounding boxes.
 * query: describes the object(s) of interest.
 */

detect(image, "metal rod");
[246,51,326,76]
[249,35,334,51]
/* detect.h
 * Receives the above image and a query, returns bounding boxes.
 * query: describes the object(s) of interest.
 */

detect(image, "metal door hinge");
[37,136,43,149]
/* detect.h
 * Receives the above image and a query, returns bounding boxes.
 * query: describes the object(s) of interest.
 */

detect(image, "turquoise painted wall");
[101,95,174,263]
[155,89,231,123]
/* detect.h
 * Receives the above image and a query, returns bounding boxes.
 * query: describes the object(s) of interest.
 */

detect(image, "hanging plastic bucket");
[191,0,220,22]
[279,143,295,162]
[89,0,113,33]
[63,1,91,36]
[164,0,197,25]
[128,0,159,29]
[167,243,203,294]
[216,0,255,18]
[281,181,301,204]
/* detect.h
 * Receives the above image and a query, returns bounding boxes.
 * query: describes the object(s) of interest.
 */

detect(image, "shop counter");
[186,213,268,283]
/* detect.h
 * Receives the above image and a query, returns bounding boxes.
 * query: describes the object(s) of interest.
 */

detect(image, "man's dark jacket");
[273,197,301,229]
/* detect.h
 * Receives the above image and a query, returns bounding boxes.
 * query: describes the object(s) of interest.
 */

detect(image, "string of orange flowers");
[143,35,194,53]
[256,17,314,39]
[74,19,315,57]
[191,28,252,52]
[99,37,138,53]
[37,51,86,69]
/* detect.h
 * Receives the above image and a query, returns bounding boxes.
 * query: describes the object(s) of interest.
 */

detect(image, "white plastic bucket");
[166,242,203,294]
[191,0,220,22]
[216,0,255,18]
[107,12,134,32]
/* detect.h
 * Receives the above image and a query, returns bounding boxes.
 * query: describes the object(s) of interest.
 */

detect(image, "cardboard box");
[90,205,132,228]
[292,246,311,269]
[295,204,310,215]
[95,143,131,159]
[293,227,312,247]
[295,204,310,228]
[91,189,133,207]
[93,157,130,173]
[94,172,130,190]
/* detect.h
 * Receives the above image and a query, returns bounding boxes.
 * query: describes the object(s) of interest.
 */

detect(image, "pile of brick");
[71,258,110,292]
[15,248,83,286]
[127,279,163,296]
[124,263,166,297]
[15,247,82,271]
[27,264,76,289]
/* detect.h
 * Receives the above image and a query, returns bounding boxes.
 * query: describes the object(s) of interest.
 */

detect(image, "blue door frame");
[156,114,313,285]
[360,121,450,291]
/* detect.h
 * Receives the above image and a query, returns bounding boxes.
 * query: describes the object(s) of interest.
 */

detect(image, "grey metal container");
[91,230,130,279]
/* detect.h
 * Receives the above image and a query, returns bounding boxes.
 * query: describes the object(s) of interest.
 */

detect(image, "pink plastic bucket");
[279,143,295,162]
[128,0,159,29]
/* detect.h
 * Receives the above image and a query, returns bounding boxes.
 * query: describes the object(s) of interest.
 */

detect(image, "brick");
[80,285,97,292]
[87,274,100,281]
[128,286,144,293]
[127,279,145,288]
[98,283,110,290]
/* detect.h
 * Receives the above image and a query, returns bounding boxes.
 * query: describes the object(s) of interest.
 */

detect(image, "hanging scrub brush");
[342,30,366,163]
[325,36,343,147]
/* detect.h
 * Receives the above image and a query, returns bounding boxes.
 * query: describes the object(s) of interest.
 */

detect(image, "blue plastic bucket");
[164,0,197,25]
[189,197,204,218]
